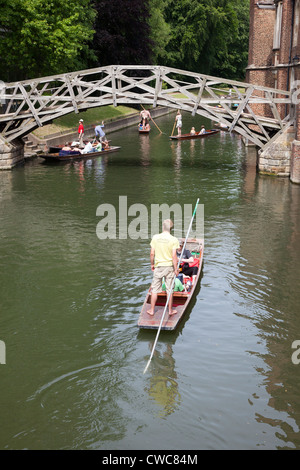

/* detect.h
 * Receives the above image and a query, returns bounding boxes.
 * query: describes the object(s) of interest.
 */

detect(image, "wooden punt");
[138,238,204,331]
[138,124,151,134]
[48,140,111,153]
[39,146,120,162]
[169,129,219,140]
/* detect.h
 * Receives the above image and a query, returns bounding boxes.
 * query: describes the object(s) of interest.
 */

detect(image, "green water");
[1,112,300,450]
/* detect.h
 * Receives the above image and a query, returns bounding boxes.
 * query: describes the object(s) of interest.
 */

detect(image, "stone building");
[246,0,300,183]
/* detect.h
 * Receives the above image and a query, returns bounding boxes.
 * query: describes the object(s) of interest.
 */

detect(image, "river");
[0,111,300,450]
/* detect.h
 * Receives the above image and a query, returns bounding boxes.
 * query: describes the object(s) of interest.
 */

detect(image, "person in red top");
[78,119,84,148]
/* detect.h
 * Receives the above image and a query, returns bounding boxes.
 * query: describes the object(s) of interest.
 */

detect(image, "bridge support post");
[0,137,24,170]
[290,141,300,184]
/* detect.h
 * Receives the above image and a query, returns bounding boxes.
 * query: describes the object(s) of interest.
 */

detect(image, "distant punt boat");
[169,129,219,140]
[39,146,120,162]
[138,124,150,134]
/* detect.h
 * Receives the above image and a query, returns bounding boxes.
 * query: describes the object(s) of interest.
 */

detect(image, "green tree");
[215,0,249,80]
[156,0,249,79]
[148,0,171,64]
[0,0,96,81]
[91,0,152,66]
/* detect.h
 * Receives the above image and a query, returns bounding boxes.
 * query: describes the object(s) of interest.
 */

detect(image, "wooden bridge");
[0,65,293,150]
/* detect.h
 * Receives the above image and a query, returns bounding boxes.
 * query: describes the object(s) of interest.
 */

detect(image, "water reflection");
[145,343,181,418]
[140,275,202,420]
[139,133,151,166]
[229,147,300,448]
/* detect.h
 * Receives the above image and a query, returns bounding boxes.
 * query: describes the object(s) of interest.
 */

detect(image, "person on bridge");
[78,119,84,148]
[95,121,106,142]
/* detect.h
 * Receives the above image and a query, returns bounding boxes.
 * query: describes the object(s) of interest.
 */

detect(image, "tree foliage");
[91,0,153,66]
[160,0,249,79]
[0,0,96,80]
[148,0,171,65]
[0,0,250,82]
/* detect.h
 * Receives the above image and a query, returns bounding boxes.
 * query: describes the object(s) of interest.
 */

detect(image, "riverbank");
[24,106,173,157]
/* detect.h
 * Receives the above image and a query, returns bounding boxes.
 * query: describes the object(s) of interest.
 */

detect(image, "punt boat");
[138,238,204,331]
[39,146,120,162]
[169,129,219,140]
[138,124,151,134]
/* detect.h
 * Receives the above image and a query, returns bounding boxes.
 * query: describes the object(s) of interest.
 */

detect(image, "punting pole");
[171,111,178,136]
[143,198,200,374]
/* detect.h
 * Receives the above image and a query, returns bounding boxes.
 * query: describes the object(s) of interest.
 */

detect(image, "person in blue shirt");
[94,121,105,142]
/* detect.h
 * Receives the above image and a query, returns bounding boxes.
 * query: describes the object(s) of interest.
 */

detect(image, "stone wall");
[0,138,24,170]
[246,1,276,118]
[258,125,295,176]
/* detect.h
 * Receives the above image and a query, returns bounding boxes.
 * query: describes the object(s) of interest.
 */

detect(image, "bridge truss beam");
[0,65,292,148]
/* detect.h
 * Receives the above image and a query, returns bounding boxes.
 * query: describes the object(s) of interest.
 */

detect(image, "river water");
[0,111,300,450]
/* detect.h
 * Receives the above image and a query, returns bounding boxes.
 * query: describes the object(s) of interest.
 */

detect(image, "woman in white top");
[175,110,182,136]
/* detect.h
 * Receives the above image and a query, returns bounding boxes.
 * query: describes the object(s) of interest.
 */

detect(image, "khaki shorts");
[151,266,174,294]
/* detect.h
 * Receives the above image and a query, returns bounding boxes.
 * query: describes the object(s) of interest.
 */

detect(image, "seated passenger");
[190,127,196,135]
[70,143,82,153]
[162,277,184,292]
[102,139,110,150]
[82,142,93,154]
[177,241,198,285]
[92,141,102,152]
[199,125,205,134]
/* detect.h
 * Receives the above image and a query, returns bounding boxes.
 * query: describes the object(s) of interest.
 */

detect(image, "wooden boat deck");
[139,126,151,134]
[138,238,204,331]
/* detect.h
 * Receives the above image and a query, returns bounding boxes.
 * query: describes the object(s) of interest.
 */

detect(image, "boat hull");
[138,238,204,331]
[139,126,150,134]
[169,129,219,140]
[39,146,120,162]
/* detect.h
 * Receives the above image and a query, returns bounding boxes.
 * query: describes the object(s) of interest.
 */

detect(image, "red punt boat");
[138,238,204,331]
